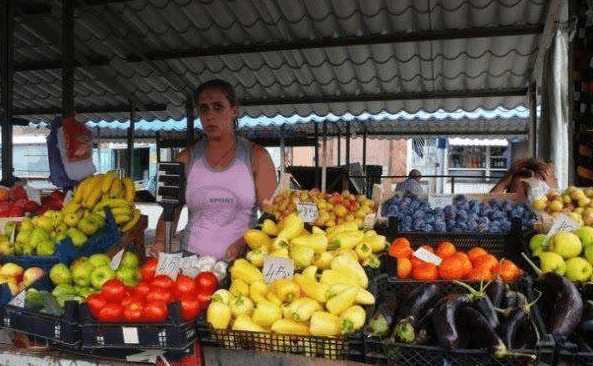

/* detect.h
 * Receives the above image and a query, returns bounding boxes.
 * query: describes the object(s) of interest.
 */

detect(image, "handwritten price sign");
[263,256,295,283]
[297,202,319,223]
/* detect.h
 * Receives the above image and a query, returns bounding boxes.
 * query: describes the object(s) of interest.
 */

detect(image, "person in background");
[395,169,424,194]
[490,159,558,201]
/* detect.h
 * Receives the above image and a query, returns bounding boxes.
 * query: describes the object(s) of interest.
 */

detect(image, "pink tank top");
[183,138,257,259]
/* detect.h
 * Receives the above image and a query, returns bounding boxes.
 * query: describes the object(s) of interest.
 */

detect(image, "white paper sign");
[156,252,183,280]
[413,247,442,266]
[297,202,319,224]
[544,214,581,245]
[263,256,294,283]
[363,213,376,229]
[9,291,26,308]
[122,327,140,344]
[179,255,200,278]
[110,249,125,270]
[428,194,453,209]
[24,186,42,205]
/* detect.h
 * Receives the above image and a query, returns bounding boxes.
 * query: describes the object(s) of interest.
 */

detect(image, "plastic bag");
[47,116,78,189]
[523,177,551,204]
[62,114,93,162]
[57,126,96,181]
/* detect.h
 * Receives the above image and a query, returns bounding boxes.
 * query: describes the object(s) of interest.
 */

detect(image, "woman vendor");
[490,158,558,201]
[151,79,277,260]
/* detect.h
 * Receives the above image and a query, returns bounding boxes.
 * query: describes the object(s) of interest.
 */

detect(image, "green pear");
[35,216,54,232]
[575,226,593,248]
[15,230,31,245]
[91,265,116,289]
[30,228,50,247]
[550,232,583,259]
[538,252,566,275]
[64,212,82,227]
[119,251,140,269]
[88,254,111,268]
[36,240,56,256]
[77,218,99,236]
[67,228,88,248]
[565,257,593,282]
[529,234,547,254]
[49,263,72,285]
[52,284,77,298]
[71,261,94,287]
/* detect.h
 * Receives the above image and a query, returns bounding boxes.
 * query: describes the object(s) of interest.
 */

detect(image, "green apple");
[71,261,94,287]
[550,232,583,259]
[119,251,139,269]
[52,283,77,298]
[88,254,111,268]
[529,234,547,254]
[585,245,593,266]
[35,216,54,232]
[575,226,593,248]
[15,230,31,245]
[565,257,593,282]
[20,218,34,232]
[116,266,139,287]
[67,227,88,248]
[90,265,116,289]
[538,252,566,275]
[36,240,56,256]
[30,228,50,247]
[77,218,99,236]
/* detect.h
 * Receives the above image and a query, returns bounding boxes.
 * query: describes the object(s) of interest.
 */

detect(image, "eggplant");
[486,277,505,308]
[500,289,541,350]
[502,290,528,310]
[432,294,470,350]
[522,253,584,338]
[396,283,440,324]
[392,305,435,344]
[364,296,399,337]
[454,281,499,329]
[578,300,593,337]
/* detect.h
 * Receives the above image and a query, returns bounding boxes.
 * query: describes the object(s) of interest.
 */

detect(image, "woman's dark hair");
[194,79,238,106]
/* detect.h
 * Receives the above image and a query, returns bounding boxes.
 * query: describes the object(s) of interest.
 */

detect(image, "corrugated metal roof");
[10,0,545,127]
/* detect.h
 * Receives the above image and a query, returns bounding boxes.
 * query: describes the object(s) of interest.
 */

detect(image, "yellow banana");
[121,209,141,232]
[111,206,132,216]
[63,201,81,214]
[123,177,136,203]
[110,178,123,198]
[94,198,129,212]
[74,177,92,203]
[101,173,117,194]
[114,214,131,225]
[84,186,103,208]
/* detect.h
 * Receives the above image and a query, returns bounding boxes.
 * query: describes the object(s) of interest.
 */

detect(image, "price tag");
[122,327,140,344]
[156,252,183,280]
[24,186,42,205]
[110,249,125,270]
[413,247,442,266]
[263,256,294,284]
[297,202,319,224]
[9,291,26,308]
[179,255,199,278]
[544,214,581,246]
[428,194,453,209]
[363,213,376,229]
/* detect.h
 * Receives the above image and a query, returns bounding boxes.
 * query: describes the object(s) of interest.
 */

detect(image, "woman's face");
[197,88,238,139]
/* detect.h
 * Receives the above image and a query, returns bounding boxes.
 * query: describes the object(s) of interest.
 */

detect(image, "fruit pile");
[389,238,523,283]
[244,214,386,270]
[266,190,376,228]
[528,225,593,283]
[45,251,141,309]
[531,186,593,225]
[365,278,539,358]
[88,259,218,323]
[207,254,374,336]
[0,186,63,218]
[381,193,536,233]
[0,263,44,296]
[66,172,140,232]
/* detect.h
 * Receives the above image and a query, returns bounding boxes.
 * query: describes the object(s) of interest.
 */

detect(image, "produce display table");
[202,347,368,366]
[0,346,152,366]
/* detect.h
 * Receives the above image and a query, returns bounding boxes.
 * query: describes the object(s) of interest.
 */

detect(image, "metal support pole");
[321,121,328,193]
[337,125,341,166]
[97,127,102,172]
[314,123,320,188]
[362,128,367,173]
[156,132,161,164]
[0,0,15,186]
[127,103,135,178]
[346,122,351,172]
[62,0,74,116]
[280,135,286,176]
[186,98,195,149]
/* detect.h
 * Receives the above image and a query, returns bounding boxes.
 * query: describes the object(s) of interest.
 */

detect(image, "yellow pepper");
[211,289,233,305]
[230,259,264,284]
[252,301,282,328]
[231,295,255,317]
[320,269,360,288]
[232,315,266,332]
[326,286,358,316]
[277,213,304,242]
[314,251,335,270]
[326,222,359,238]
[246,247,268,268]
[340,306,366,335]
[327,231,364,250]
[243,229,272,250]
[271,319,310,336]
[354,242,372,261]
[270,278,301,303]
[249,281,268,304]
[309,311,340,336]
[207,302,232,329]
[291,297,322,322]
[334,248,359,262]
[364,230,377,238]
[294,273,328,303]
[290,244,315,269]
[302,265,319,280]
[270,238,289,252]
[291,233,328,254]
[363,254,381,269]
[266,291,283,306]
[331,254,369,289]
[269,247,289,258]
[326,283,374,305]
[229,279,250,297]
[260,219,279,237]
[364,234,387,253]
[311,226,325,235]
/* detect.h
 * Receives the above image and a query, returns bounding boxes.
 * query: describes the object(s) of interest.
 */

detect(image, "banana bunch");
[66,173,141,233]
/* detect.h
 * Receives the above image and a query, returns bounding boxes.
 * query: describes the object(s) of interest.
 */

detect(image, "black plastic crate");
[79,302,196,351]
[3,300,80,347]
[364,275,556,366]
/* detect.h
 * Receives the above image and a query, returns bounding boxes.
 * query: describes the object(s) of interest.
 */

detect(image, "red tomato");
[195,272,218,295]
[97,303,123,323]
[151,275,174,290]
[123,300,144,323]
[180,295,201,321]
[133,281,151,298]
[146,287,172,304]
[101,279,127,303]
[8,206,24,217]
[174,275,196,300]
[9,186,28,201]
[143,301,168,323]
[140,258,158,281]
[196,291,212,310]
[121,294,144,308]
[86,293,107,317]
